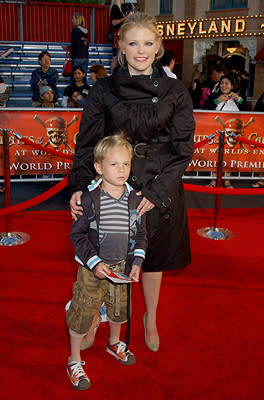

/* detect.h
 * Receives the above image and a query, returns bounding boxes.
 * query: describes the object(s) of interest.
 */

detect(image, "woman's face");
[90,72,97,83]
[120,26,160,76]
[220,78,233,94]
[72,15,77,26]
[74,69,85,83]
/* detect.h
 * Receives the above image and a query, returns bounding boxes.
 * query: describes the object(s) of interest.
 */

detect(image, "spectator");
[39,86,57,108]
[61,66,90,108]
[159,49,177,79]
[189,78,203,109]
[211,63,226,94]
[70,13,89,76]
[0,75,11,107]
[203,74,248,111]
[109,0,133,72]
[89,64,108,83]
[30,51,59,107]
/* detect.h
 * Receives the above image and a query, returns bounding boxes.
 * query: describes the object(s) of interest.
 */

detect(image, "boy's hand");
[93,262,110,279]
[129,265,141,281]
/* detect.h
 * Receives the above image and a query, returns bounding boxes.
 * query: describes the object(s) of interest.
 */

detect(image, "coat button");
[164,214,170,219]
[152,97,158,103]
[153,81,159,87]
[151,137,158,143]
[131,176,137,181]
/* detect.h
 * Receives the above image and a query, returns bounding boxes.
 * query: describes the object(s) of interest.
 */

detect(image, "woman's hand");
[136,191,155,216]
[130,265,141,281]
[70,190,83,220]
[229,92,240,101]
[218,94,229,102]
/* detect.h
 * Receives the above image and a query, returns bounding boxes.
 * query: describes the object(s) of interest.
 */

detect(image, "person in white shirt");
[159,49,177,79]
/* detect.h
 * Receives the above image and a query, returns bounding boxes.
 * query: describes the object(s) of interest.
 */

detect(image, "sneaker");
[107,341,136,365]
[67,359,91,391]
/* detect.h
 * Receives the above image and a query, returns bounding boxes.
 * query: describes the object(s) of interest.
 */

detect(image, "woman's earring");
[122,51,125,55]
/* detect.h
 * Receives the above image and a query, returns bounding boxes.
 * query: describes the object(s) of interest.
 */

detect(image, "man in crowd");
[159,49,177,79]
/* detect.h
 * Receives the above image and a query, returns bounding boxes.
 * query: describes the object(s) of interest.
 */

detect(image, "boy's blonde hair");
[94,133,133,164]
[118,12,164,65]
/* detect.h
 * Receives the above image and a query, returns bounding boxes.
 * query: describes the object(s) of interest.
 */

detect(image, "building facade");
[141,0,264,102]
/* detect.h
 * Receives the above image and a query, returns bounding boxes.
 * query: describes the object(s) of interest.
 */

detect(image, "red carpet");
[0,208,264,400]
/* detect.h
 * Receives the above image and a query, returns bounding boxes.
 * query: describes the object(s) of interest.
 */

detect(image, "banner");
[0,109,264,175]
[0,110,81,175]
[188,111,264,172]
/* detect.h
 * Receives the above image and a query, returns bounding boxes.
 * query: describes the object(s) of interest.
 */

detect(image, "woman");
[70,13,89,76]
[89,64,107,83]
[203,74,249,188]
[109,0,133,72]
[203,74,248,112]
[69,13,195,352]
[61,66,90,108]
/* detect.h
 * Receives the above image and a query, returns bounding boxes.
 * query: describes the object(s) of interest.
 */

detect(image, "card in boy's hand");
[98,270,139,284]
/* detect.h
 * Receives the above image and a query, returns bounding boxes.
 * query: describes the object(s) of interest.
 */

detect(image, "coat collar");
[111,63,171,102]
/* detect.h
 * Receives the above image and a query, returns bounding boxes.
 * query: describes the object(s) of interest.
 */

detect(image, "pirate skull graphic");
[33,114,78,153]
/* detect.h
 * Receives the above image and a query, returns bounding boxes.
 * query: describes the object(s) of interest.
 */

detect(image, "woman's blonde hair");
[73,12,86,28]
[110,0,123,10]
[94,133,133,164]
[118,12,164,65]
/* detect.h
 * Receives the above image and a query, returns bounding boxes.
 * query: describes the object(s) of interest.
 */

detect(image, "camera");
[121,2,135,15]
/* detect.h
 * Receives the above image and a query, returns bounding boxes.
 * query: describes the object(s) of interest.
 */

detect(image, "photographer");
[109,0,134,72]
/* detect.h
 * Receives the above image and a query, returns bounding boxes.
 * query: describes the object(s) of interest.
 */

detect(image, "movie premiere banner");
[0,109,264,175]
[0,109,81,175]
[187,111,264,173]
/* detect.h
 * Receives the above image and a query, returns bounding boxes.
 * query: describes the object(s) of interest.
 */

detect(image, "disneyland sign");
[157,14,264,40]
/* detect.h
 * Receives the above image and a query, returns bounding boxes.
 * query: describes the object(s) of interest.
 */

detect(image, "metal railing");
[0,1,110,43]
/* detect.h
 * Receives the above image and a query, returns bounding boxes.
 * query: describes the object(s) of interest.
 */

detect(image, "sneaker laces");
[69,361,87,378]
[116,341,130,356]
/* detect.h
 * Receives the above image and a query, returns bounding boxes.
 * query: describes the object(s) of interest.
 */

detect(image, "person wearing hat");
[39,86,57,108]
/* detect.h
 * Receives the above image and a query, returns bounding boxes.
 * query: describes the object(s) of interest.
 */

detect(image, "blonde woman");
[69,13,195,354]
[71,12,89,75]
[109,0,133,72]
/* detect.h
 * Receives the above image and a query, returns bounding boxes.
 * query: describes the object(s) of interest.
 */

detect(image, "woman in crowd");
[203,74,248,112]
[89,64,108,83]
[109,0,133,72]
[70,13,89,76]
[61,66,90,108]
[69,12,195,352]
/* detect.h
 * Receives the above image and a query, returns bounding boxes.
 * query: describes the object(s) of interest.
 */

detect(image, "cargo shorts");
[66,260,131,335]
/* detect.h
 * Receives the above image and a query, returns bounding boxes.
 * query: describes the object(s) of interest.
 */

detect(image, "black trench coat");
[69,64,195,272]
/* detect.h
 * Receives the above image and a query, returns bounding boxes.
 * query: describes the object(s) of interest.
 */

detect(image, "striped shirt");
[98,188,129,264]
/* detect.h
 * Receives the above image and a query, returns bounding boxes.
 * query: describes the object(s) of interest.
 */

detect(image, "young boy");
[66,134,148,391]
[39,86,56,108]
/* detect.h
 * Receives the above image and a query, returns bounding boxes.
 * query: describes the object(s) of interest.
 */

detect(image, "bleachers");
[0,41,113,107]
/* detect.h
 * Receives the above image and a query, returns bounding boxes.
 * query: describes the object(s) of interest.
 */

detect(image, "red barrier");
[0,175,69,217]
[0,129,263,220]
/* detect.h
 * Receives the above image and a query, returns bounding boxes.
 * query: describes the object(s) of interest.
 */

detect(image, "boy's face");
[94,146,131,191]
[40,55,51,69]
[41,90,54,103]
